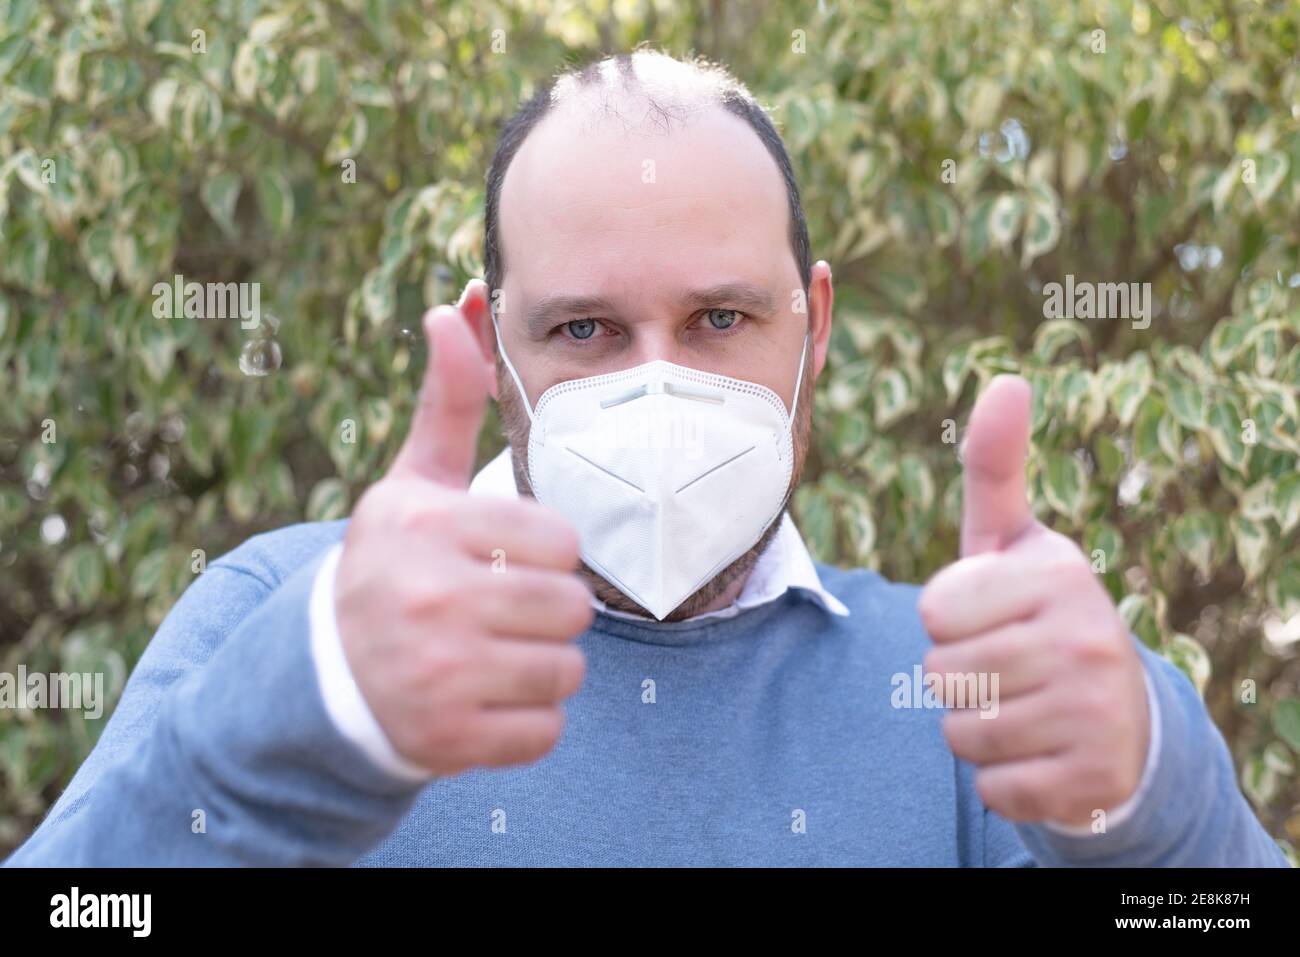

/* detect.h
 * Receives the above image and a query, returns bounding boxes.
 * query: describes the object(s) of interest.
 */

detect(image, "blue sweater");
[5,520,1288,866]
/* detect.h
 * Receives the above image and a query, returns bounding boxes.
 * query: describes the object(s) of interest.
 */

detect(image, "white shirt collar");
[468,448,850,623]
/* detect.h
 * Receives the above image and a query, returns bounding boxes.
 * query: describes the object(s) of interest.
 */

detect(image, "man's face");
[489,101,832,619]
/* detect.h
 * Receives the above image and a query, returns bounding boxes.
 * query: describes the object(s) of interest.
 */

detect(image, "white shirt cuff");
[309,542,433,783]
[1040,665,1162,836]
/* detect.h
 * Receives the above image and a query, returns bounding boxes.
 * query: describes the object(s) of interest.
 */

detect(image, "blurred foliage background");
[1,0,1298,860]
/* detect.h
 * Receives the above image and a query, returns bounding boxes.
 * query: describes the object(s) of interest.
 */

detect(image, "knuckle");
[401,579,458,621]
[419,709,474,758]
[1005,777,1046,819]
[522,654,566,702]
[1055,627,1116,668]
[421,640,481,687]
[980,718,1008,760]
[397,495,457,536]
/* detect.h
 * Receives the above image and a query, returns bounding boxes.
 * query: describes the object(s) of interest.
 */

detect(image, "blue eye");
[566,319,596,339]
[706,309,738,329]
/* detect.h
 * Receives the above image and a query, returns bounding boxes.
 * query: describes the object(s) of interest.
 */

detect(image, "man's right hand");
[334,292,593,777]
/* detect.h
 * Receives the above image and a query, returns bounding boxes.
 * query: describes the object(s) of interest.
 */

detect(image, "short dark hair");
[482,49,812,306]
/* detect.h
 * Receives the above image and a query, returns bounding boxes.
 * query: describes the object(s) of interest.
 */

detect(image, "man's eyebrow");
[523,294,620,339]
[678,282,777,315]
[520,283,778,339]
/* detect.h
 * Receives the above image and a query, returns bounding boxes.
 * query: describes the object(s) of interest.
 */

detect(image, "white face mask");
[492,310,809,620]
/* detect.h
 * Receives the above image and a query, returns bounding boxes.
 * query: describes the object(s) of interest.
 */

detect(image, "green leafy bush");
[0,0,1297,858]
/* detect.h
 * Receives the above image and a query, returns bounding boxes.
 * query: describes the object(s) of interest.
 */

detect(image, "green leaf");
[1274,474,1300,535]
[1126,97,1153,142]
[1118,594,1162,650]
[1230,515,1269,584]
[1107,369,1149,423]
[942,346,970,403]
[1020,197,1060,267]
[923,189,960,246]
[1093,432,1124,480]
[1211,164,1238,215]
[1156,414,1183,466]
[225,480,259,524]
[326,111,368,164]
[844,493,876,564]
[794,484,836,562]
[1274,699,1300,755]
[306,477,349,522]
[896,453,935,512]
[1041,451,1087,522]
[53,545,105,610]
[0,35,30,82]
[988,193,1025,249]
[1132,395,1165,462]
[130,550,171,599]
[361,267,395,326]
[1245,151,1289,204]
[201,171,242,238]
[78,223,116,296]
[1205,397,1248,473]
[872,367,915,428]
[255,169,294,236]
[1172,510,1217,579]
[1032,319,1090,363]
[137,324,175,383]
[1164,633,1211,698]
[1267,556,1300,620]
[1084,521,1122,572]
[1164,377,1205,430]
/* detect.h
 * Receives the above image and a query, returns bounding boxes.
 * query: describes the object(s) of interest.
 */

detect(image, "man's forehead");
[496,102,792,298]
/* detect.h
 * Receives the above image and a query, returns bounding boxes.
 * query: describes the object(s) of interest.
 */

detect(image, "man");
[6,50,1287,866]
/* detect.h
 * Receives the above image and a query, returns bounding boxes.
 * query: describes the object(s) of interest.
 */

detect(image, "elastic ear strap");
[788,330,811,423]
[490,305,537,425]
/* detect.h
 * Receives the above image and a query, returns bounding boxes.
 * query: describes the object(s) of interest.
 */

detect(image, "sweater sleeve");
[3,550,427,867]
[1011,639,1291,867]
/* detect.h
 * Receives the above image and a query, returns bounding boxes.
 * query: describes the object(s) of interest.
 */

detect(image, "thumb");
[390,302,491,487]
[960,374,1034,556]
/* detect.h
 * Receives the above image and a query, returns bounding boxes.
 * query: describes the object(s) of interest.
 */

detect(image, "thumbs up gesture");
[334,281,593,776]
[918,375,1150,827]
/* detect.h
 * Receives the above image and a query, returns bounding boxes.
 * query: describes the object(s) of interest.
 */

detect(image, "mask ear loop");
[788,330,811,424]
[490,302,539,427]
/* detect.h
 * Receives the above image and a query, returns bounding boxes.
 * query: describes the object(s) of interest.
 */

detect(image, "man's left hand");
[918,374,1151,827]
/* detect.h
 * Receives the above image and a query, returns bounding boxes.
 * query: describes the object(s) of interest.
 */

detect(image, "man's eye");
[565,318,597,340]
[704,308,738,330]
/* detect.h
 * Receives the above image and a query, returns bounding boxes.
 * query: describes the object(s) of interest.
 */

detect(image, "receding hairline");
[483,48,813,304]
[545,49,748,135]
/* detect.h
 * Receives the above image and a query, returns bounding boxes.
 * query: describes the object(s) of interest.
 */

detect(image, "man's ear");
[807,260,834,380]
[458,279,500,401]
